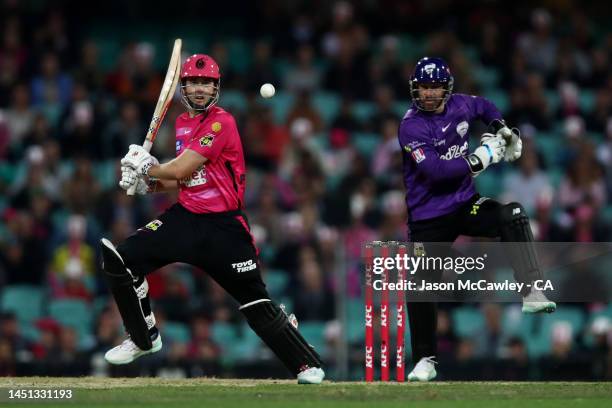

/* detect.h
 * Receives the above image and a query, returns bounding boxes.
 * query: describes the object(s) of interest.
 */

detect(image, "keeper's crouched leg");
[100,238,156,351]
[240,299,323,376]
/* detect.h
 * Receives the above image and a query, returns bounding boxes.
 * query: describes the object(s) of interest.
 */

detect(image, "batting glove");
[119,166,149,195]
[121,144,159,177]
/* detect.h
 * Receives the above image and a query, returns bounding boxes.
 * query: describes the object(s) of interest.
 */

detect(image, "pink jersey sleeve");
[185,114,236,163]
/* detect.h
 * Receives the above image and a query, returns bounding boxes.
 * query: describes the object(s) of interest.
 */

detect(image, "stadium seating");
[352,133,380,158]
[48,298,93,347]
[452,306,486,338]
[297,321,326,355]
[1,285,45,324]
[163,321,191,344]
[263,269,290,298]
[313,92,341,125]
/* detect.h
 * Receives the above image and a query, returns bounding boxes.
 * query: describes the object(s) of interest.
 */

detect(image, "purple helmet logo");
[423,63,437,76]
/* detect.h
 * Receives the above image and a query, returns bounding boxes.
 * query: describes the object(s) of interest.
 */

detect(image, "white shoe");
[104,335,162,365]
[522,289,556,313]
[297,366,325,384]
[407,356,437,381]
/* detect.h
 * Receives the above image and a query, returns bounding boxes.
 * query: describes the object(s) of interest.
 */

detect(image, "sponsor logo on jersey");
[440,141,468,160]
[211,122,222,132]
[408,140,425,149]
[180,164,207,187]
[199,134,214,147]
[456,121,469,137]
[176,140,182,152]
[403,145,412,152]
[177,127,192,136]
[145,220,162,231]
[412,148,426,163]
[434,139,446,146]
[232,259,257,273]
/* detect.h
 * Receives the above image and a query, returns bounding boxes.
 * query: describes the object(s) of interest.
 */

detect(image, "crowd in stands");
[0,0,611,379]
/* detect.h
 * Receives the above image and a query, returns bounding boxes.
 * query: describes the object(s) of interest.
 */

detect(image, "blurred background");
[0,0,611,380]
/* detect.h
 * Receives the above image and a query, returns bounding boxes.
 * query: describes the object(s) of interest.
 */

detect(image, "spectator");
[4,83,33,151]
[48,214,96,301]
[30,52,73,108]
[502,140,553,215]
[283,44,322,94]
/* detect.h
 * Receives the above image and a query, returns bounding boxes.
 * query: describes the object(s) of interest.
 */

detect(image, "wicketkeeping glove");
[465,133,506,175]
[489,119,522,162]
[502,128,522,162]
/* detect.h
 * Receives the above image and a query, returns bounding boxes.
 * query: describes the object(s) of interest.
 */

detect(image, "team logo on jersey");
[412,148,426,163]
[145,220,163,231]
[456,121,469,138]
[211,122,222,132]
[199,134,214,147]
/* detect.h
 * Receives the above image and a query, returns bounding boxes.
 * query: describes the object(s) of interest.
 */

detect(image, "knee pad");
[240,300,322,375]
[101,238,153,350]
[500,202,534,242]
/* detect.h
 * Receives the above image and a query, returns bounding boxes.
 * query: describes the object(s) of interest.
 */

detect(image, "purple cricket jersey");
[397,93,503,222]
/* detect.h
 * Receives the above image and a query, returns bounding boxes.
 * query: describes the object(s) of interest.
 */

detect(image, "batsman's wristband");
[147,178,159,193]
[141,161,155,177]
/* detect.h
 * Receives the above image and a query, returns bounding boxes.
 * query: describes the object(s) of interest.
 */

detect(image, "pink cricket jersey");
[174,106,246,213]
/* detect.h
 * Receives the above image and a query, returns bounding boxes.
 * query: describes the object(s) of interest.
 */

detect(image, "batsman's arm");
[148,178,179,193]
[147,149,207,181]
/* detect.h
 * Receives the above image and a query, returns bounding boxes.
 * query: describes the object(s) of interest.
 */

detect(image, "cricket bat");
[127,38,182,195]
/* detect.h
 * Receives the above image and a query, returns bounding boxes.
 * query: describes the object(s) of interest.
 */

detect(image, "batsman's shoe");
[105,335,162,365]
[408,356,437,381]
[297,366,325,384]
[522,288,556,313]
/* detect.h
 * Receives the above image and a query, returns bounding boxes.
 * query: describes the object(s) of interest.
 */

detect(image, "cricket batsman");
[100,54,324,384]
[398,57,556,381]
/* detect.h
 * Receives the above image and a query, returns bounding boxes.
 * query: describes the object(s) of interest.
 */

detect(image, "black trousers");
[117,203,268,305]
[407,194,504,362]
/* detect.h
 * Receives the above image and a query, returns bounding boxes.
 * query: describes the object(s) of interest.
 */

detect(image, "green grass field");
[1,378,611,407]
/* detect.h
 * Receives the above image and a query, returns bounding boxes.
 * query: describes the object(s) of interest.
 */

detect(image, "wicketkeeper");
[398,57,556,381]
